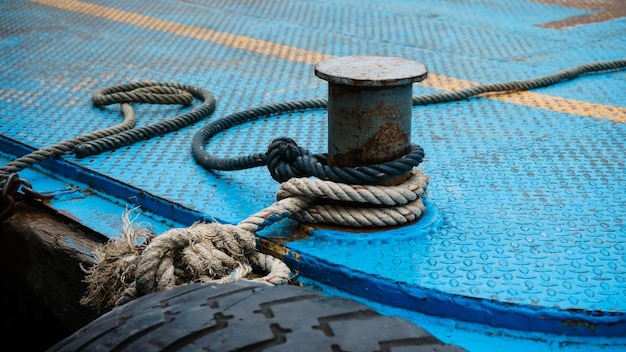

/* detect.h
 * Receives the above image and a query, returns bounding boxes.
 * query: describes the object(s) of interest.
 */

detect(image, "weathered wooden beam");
[0,200,107,350]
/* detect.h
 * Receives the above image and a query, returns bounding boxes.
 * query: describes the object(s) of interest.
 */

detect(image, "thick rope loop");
[275,168,430,228]
[0,82,215,174]
[236,169,429,231]
[92,82,195,106]
[276,168,429,206]
[191,98,328,172]
[264,137,425,184]
[190,99,425,184]
[75,82,216,157]
[293,202,425,227]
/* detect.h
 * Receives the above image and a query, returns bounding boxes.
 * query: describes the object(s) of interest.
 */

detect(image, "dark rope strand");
[0,82,215,174]
[412,58,626,105]
[193,58,626,183]
[191,98,329,171]
[74,82,216,157]
[0,103,137,174]
[3,59,623,179]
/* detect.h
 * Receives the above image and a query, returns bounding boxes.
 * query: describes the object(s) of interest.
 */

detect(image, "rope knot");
[81,214,290,312]
[266,137,312,182]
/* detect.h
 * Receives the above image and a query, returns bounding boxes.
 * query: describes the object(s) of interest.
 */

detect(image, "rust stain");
[561,318,599,333]
[257,224,310,260]
[258,238,290,260]
[530,0,626,29]
[357,122,410,167]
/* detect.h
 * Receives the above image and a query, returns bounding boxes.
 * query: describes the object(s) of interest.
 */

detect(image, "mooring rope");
[275,169,429,227]
[0,103,137,174]
[0,82,215,174]
[2,59,624,312]
[412,58,626,105]
[81,167,429,312]
[191,58,626,180]
[3,59,623,174]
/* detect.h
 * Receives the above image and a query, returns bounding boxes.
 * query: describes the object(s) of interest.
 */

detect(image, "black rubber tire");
[48,281,466,352]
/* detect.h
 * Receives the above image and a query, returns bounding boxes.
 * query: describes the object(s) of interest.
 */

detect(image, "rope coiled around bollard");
[4,59,623,312]
[191,58,626,183]
[191,101,426,184]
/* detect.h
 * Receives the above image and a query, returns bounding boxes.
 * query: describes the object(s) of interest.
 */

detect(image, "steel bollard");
[315,55,428,185]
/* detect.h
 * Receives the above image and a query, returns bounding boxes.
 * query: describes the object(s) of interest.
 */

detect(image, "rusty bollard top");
[315,56,427,185]
[315,55,427,87]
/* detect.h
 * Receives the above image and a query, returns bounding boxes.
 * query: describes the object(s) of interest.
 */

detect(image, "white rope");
[82,167,430,312]
[278,168,429,227]
[293,202,425,227]
[277,169,428,205]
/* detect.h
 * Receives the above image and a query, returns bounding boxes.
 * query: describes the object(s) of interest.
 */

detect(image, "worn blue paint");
[1,0,625,350]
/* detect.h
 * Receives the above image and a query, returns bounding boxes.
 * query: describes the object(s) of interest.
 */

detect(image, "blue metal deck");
[1,0,625,350]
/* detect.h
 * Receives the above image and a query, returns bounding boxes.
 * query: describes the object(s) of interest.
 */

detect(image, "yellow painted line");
[32,0,625,123]
[493,91,625,122]
[32,0,332,67]
[423,76,625,123]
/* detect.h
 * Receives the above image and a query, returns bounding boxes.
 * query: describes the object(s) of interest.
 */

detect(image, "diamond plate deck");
[1,0,625,351]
